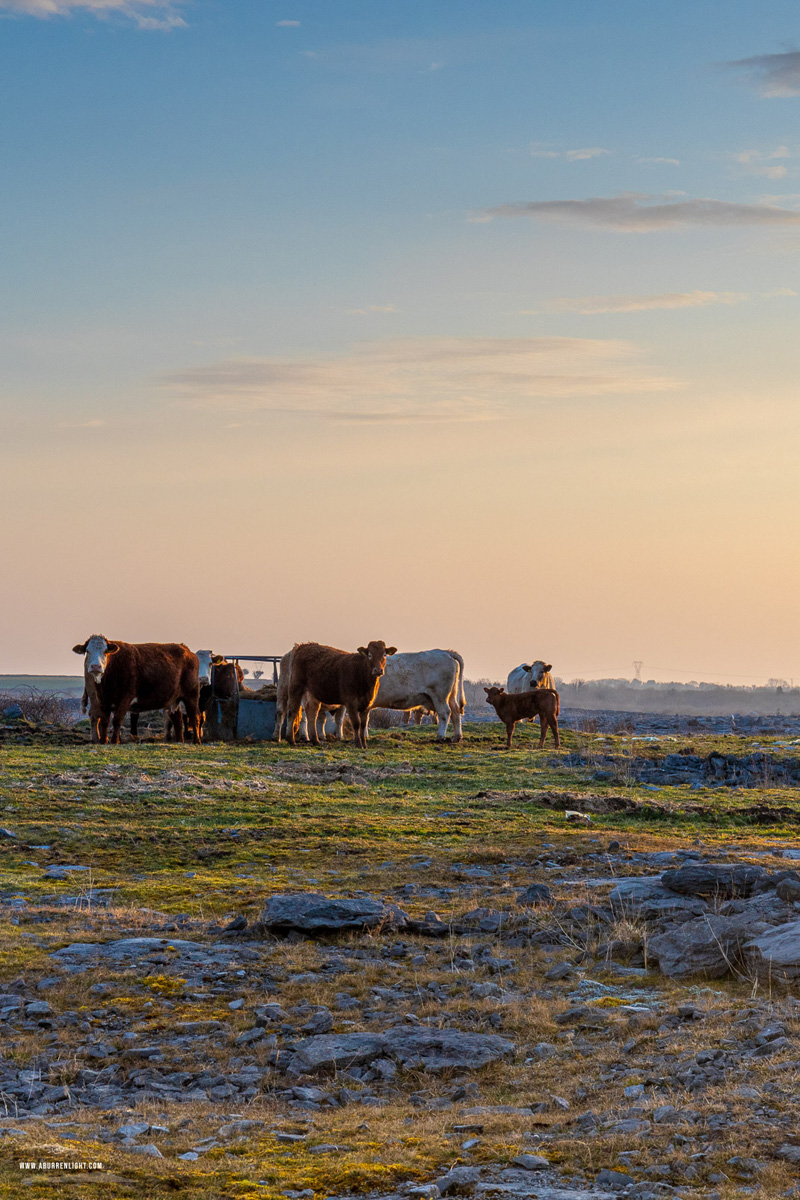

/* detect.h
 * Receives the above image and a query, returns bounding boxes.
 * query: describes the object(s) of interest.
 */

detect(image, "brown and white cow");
[282,641,396,749]
[73,636,201,744]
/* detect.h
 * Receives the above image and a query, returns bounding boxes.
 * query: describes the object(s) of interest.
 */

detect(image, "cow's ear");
[521,663,532,671]
[72,643,87,655]
[385,646,397,656]
[357,646,368,656]
[544,664,552,672]
[212,655,225,665]
[484,687,491,694]
[105,642,120,655]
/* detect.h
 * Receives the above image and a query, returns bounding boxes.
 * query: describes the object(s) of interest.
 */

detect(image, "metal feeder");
[204,654,281,742]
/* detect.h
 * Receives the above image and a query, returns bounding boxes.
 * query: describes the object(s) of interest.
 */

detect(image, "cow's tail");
[81,689,88,714]
[553,690,560,717]
[447,650,466,713]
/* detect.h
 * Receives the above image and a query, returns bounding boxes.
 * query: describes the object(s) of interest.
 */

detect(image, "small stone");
[131,1143,162,1157]
[24,1001,52,1017]
[596,1168,634,1189]
[178,1151,198,1161]
[435,1166,481,1195]
[516,883,552,907]
[228,999,245,1010]
[117,1123,150,1140]
[512,1154,549,1170]
[624,1083,645,1099]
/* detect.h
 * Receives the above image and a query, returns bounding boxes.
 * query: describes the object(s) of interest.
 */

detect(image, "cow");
[506,660,554,726]
[274,649,345,743]
[483,685,560,750]
[401,706,437,726]
[506,660,554,694]
[73,636,201,744]
[364,649,466,741]
[282,641,396,749]
[127,649,214,743]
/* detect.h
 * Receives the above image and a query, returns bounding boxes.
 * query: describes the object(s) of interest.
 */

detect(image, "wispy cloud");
[345,304,398,315]
[724,50,800,97]
[638,156,680,166]
[276,19,300,27]
[523,288,796,315]
[0,0,185,27]
[734,146,793,179]
[530,143,612,161]
[475,192,800,232]
[161,337,678,424]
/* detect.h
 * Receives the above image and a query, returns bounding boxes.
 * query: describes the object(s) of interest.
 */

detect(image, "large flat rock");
[661,862,767,899]
[382,1027,516,1073]
[649,913,768,979]
[745,920,800,981]
[285,1027,515,1077]
[607,877,708,920]
[261,893,408,933]
[285,1033,387,1076]
[50,938,256,970]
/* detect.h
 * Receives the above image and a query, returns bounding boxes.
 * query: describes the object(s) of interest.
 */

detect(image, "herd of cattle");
[71,636,561,749]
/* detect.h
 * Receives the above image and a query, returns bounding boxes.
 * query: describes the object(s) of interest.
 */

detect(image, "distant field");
[0,674,83,694]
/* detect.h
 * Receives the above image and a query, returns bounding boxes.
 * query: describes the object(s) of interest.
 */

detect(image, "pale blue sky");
[2,1,800,680]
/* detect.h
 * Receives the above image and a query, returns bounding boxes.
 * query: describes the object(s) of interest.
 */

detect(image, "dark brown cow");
[483,685,561,750]
[73,636,201,744]
[283,641,397,749]
[211,657,245,698]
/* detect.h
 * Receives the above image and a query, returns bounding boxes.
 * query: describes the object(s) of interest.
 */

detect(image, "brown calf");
[284,641,397,749]
[484,685,560,750]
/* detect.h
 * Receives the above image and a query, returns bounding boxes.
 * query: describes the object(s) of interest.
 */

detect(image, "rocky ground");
[1,721,800,1199]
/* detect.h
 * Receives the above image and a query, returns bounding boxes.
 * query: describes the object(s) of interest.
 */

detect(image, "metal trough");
[204,654,281,742]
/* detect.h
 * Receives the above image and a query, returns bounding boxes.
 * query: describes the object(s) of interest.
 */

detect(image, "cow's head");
[72,635,120,683]
[357,641,397,679]
[525,660,552,686]
[484,686,505,707]
[196,650,214,685]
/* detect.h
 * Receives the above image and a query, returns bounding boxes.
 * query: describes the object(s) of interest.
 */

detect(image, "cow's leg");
[111,697,134,744]
[433,702,450,740]
[94,711,108,744]
[130,711,140,743]
[304,697,321,746]
[285,681,306,747]
[401,710,412,726]
[448,693,463,742]
[359,708,371,748]
[182,696,201,744]
[170,707,186,743]
[538,719,547,749]
[550,715,561,749]
[333,706,346,740]
[506,721,515,750]
[347,704,362,748]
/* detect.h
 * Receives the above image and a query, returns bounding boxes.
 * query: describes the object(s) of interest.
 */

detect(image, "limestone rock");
[660,862,766,899]
[261,893,408,933]
[649,914,767,979]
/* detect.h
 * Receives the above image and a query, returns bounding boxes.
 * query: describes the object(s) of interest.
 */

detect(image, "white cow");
[366,649,466,742]
[506,660,554,694]
[274,649,345,743]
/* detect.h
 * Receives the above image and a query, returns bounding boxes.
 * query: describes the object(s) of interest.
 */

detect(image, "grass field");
[0,723,799,1199]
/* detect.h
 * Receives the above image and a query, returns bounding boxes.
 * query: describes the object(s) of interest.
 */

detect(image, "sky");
[2,0,800,683]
